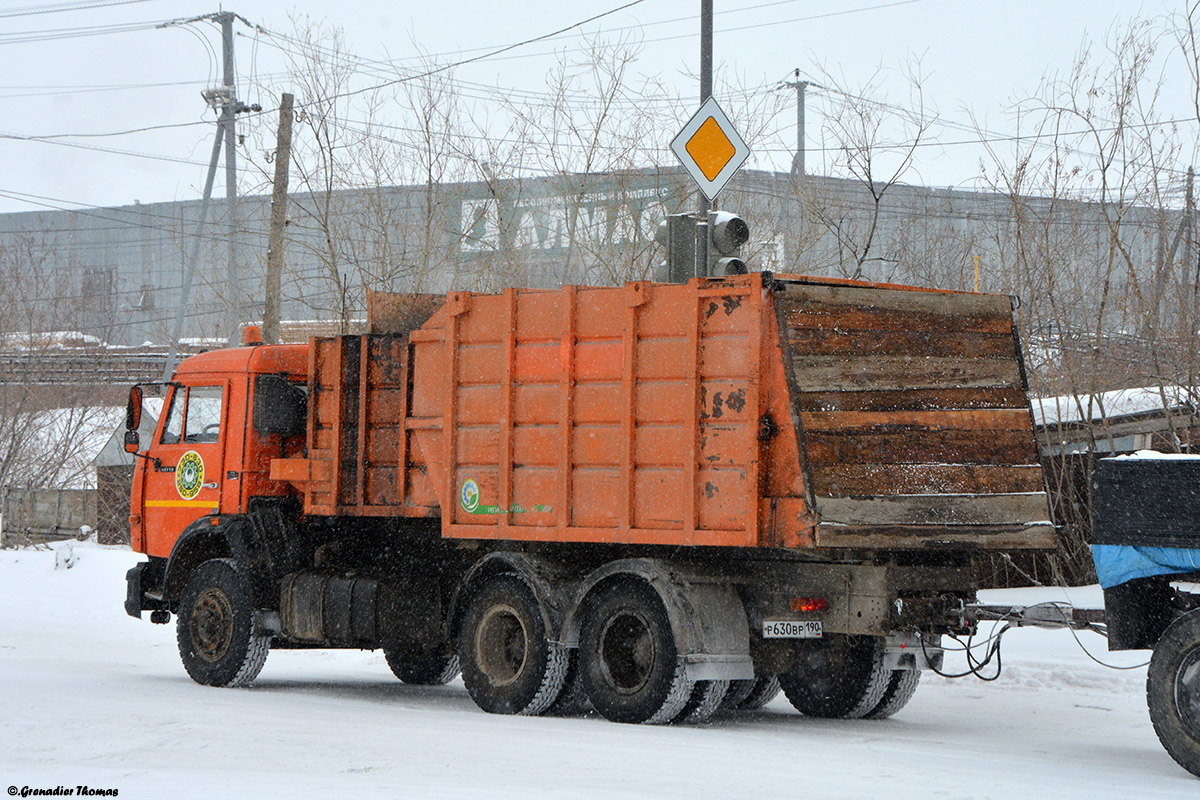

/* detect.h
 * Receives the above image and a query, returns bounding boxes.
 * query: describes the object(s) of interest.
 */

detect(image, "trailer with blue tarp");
[967,454,1200,779]
[1090,455,1200,778]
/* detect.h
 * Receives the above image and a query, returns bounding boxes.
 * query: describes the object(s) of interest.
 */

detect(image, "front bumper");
[125,560,167,619]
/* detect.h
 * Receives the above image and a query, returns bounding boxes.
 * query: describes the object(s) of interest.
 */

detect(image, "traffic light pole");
[696,0,713,278]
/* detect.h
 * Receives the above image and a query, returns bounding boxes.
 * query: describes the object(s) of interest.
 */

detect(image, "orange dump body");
[280,273,1054,552]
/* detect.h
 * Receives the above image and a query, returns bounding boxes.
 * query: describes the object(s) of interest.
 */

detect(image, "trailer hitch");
[966,602,1107,634]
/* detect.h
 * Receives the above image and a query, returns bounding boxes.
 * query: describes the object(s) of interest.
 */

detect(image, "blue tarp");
[1092,544,1200,589]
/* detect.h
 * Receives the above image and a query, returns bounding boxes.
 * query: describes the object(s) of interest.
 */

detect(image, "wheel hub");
[475,603,528,687]
[190,587,234,663]
[598,611,655,695]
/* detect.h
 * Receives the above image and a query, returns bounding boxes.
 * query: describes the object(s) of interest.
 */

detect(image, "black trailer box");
[1092,457,1200,548]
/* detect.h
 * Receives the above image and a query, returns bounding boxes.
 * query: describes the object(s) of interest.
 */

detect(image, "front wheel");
[176,558,269,687]
[1147,609,1200,778]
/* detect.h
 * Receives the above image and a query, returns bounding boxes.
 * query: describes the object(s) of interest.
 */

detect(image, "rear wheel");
[458,574,567,716]
[673,680,729,724]
[731,675,782,711]
[545,649,591,716]
[1147,609,1200,778]
[779,635,889,719]
[864,669,920,719]
[580,579,693,725]
[176,558,269,687]
[383,645,460,686]
[720,675,782,712]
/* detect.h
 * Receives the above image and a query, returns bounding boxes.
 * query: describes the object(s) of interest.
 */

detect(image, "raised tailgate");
[776,279,1054,549]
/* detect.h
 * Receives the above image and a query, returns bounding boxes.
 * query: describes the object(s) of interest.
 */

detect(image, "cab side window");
[160,388,185,445]
[183,386,223,443]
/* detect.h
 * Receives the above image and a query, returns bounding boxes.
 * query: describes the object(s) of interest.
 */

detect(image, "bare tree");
[0,233,118,494]
[974,18,1196,583]
[797,60,937,280]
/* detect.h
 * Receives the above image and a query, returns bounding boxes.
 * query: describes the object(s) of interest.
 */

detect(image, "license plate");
[762,619,822,639]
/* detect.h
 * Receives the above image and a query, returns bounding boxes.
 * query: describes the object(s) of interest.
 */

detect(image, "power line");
[0,131,212,166]
[0,187,260,246]
[0,17,170,45]
[801,82,1200,179]
[3,118,221,140]
[0,0,153,19]
[400,0,930,67]
[363,0,925,67]
[308,0,649,105]
[0,78,211,100]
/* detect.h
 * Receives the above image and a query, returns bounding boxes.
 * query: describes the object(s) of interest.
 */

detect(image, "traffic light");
[707,211,749,276]
[654,213,696,283]
[655,211,749,282]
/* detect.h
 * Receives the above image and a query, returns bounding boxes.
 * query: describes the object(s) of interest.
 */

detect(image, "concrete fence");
[0,487,96,546]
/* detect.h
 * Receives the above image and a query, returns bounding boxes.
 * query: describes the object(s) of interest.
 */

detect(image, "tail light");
[790,596,828,613]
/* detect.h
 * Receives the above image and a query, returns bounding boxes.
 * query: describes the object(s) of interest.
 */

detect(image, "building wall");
[0,169,1170,348]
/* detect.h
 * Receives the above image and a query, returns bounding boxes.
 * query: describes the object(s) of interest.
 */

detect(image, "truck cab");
[128,336,308,558]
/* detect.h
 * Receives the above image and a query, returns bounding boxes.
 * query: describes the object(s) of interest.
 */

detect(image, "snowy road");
[1,542,1196,799]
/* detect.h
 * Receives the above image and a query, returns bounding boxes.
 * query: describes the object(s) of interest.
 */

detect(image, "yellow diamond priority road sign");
[670,96,750,201]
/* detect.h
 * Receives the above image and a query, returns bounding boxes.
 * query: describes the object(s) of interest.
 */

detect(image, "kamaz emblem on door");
[176,451,205,500]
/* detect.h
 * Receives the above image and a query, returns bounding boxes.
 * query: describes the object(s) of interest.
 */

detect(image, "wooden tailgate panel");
[777,281,1054,549]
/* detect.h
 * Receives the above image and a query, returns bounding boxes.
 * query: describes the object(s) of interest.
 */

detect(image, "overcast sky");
[0,0,1189,215]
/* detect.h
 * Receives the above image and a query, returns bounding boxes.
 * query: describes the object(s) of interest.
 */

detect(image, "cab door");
[141,381,229,558]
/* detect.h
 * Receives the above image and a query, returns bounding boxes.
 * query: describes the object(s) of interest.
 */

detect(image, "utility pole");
[219,11,239,346]
[158,12,260,379]
[696,0,713,278]
[162,126,223,382]
[782,70,810,176]
[263,93,295,346]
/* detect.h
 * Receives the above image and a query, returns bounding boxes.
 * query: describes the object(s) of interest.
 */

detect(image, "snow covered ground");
[1,541,1197,798]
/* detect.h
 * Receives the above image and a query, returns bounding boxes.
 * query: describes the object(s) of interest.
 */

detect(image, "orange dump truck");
[124,271,1054,724]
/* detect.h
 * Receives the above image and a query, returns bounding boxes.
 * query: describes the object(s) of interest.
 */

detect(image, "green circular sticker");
[176,451,205,500]
[459,478,480,513]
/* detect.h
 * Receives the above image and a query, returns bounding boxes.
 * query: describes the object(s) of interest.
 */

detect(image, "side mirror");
[253,374,307,437]
[124,430,140,454]
[126,386,143,431]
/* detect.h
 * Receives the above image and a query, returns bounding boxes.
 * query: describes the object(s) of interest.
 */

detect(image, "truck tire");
[1147,608,1200,778]
[864,668,920,720]
[383,646,461,686]
[742,675,783,710]
[673,680,729,724]
[721,678,754,710]
[458,574,568,716]
[176,558,269,687]
[779,634,889,719]
[722,675,782,712]
[579,579,694,725]
[545,649,592,716]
